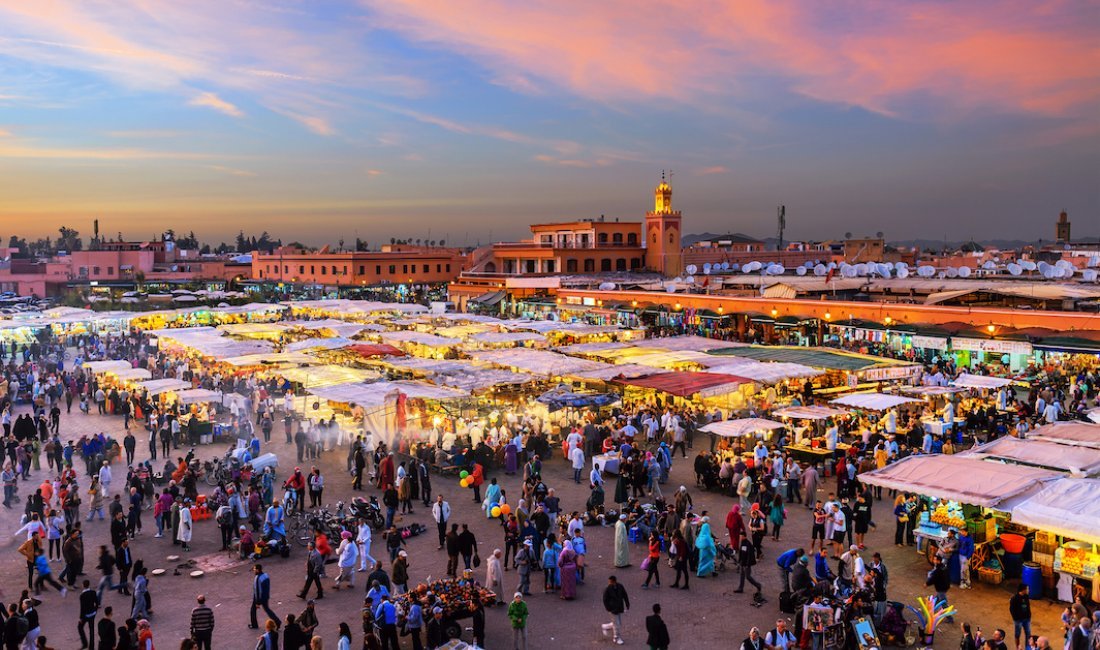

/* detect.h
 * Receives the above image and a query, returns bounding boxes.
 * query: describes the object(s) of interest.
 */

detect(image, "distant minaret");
[644,172,683,276]
[1056,210,1071,244]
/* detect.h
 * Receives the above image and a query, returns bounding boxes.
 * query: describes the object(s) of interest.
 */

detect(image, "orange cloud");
[189,92,244,117]
[365,0,1100,118]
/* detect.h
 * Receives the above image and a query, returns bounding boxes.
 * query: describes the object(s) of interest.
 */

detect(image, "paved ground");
[1,404,1066,649]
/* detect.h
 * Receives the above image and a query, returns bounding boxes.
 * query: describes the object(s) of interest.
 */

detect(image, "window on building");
[359,265,365,275]
[566,259,578,273]
[375,265,381,275]
[446,264,451,272]
[93,266,100,275]
[321,266,326,275]
[583,259,595,272]
[546,260,555,273]
[598,233,608,244]
[615,258,626,271]
[107,267,114,276]
[331,265,338,275]
[299,265,304,274]
[436,264,441,273]
[310,265,315,274]
[627,233,638,245]
[525,260,536,273]
[600,259,611,272]
[630,258,642,270]
[652,233,657,244]
[669,233,674,243]
[612,233,623,244]
[423,264,429,273]
[79,267,88,277]
[403,265,408,273]
[283,265,288,274]
[389,265,395,274]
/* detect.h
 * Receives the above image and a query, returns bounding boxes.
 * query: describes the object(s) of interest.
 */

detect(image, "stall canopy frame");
[856,454,1060,508]
[701,418,787,438]
[615,371,753,398]
[1010,478,1100,546]
[830,393,922,411]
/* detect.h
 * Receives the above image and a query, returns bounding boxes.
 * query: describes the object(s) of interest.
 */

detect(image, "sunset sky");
[0,0,1097,246]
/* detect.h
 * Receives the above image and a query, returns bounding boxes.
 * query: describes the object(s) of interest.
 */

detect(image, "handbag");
[473,554,481,568]
[640,556,651,571]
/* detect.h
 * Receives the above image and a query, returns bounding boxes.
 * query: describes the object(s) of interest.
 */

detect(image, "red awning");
[348,343,405,358]
[615,371,752,398]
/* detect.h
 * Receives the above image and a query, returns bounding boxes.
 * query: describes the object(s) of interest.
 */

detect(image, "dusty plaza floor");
[2,404,1067,649]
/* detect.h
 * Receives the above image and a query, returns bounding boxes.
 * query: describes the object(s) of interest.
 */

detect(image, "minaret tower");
[644,172,683,276]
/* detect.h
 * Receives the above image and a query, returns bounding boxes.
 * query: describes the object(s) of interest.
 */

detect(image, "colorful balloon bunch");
[458,470,470,488]
[906,595,957,636]
[490,504,511,518]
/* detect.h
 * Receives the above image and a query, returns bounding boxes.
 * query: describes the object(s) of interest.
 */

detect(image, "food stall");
[701,417,788,456]
[614,371,755,411]
[772,405,851,464]
[858,454,1061,583]
[1010,478,1100,601]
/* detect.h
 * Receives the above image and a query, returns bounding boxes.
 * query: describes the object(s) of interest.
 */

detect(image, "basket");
[978,567,1003,584]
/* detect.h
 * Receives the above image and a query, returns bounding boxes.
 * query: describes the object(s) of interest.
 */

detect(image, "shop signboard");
[861,365,921,381]
[953,338,1032,355]
[911,335,948,350]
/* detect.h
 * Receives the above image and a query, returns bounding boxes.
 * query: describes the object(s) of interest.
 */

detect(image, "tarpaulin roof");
[855,454,1059,508]
[537,385,619,411]
[221,351,317,367]
[965,437,1100,476]
[830,393,922,411]
[83,360,132,373]
[470,349,607,377]
[1011,479,1100,546]
[709,346,906,372]
[278,365,379,388]
[110,367,152,381]
[616,371,753,398]
[1029,422,1100,449]
[348,343,405,358]
[468,331,546,345]
[951,373,1015,390]
[702,418,787,438]
[307,380,467,407]
[284,337,354,352]
[175,388,224,405]
[704,360,821,384]
[137,378,191,396]
[772,405,850,420]
[650,335,747,352]
[282,319,373,338]
[567,364,655,381]
[380,331,462,347]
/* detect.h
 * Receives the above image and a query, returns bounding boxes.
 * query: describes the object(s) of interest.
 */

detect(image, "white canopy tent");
[902,385,967,396]
[284,337,354,352]
[221,352,318,367]
[175,388,225,405]
[1029,422,1100,449]
[467,332,546,346]
[1010,479,1100,546]
[567,364,655,381]
[470,349,607,377]
[380,331,462,348]
[137,378,191,396]
[856,455,1059,508]
[555,341,632,355]
[83,360,133,374]
[772,405,849,420]
[830,393,922,411]
[650,335,747,352]
[704,360,821,384]
[964,437,1100,476]
[951,373,1015,390]
[109,367,153,381]
[307,380,468,408]
[282,319,373,338]
[278,365,379,388]
[701,418,787,438]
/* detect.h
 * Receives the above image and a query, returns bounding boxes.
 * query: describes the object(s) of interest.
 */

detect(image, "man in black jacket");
[736,536,763,595]
[925,556,953,622]
[78,579,98,648]
[96,606,117,650]
[645,603,670,650]
[602,575,630,645]
[1010,583,1032,650]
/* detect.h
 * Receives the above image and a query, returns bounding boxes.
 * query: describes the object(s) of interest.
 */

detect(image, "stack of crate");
[1033,531,1058,594]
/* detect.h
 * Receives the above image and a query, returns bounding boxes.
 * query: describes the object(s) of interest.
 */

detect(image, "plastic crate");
[978,567,1003,585]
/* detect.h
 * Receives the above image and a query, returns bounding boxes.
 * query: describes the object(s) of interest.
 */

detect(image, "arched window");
[627,233,638,245]
[485,262,497,273]
[669,233,675,244]
[598,233,609,244]
[601,259,612,272]
[612,233,623,244]
[651,233,657,244]
[566,259,578,273]
[583,259,595,272]
[630,258,642,269]
[615,258,626,271]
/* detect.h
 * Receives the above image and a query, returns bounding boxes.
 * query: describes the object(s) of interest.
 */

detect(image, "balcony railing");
[493,241,640,249]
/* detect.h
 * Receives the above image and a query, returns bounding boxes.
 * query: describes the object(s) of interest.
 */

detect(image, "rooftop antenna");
[777,205,786,251]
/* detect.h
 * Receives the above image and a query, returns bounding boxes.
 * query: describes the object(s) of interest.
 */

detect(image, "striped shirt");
[190,605,215,632]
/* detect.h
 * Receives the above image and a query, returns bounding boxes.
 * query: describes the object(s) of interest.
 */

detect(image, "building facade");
[250,245,467,287]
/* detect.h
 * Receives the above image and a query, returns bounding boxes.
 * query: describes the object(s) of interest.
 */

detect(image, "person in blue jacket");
[776,547,804,593]
[957,528,975,589]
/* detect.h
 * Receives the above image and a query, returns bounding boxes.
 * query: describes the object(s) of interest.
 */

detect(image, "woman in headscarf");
[614,460,630,505]
[563,538,580,598]
[482,478,502,519]
[695,516,717,578]
[613,514,631,568]
[504,440,518,476]
[725,504,745,550]
[377,453,395,491]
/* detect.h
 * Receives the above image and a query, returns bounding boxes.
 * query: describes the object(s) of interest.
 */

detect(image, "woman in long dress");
[614,461,630,505]
[558,540,578,600]
[695,517,716,577]
[177,501,193,551]
[482,478,502,519]
[504,442,518,475]
[725,504,745,549]
[613,515,631,568]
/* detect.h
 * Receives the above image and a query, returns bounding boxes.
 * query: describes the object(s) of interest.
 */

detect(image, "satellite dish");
[685,276,696,284]
[1037,262,1050,274]
[982,261,996,270]
[742,265,754,274]
[598,282,616,291]
[796,266,807,276]
[897,267,909,279]
[946,267,959,278]
[1021,260,1037,271]
[666,284,677,293]
[803,261,814,268]
[1042,267,1054,279]
[686,265,697,275]
[918,266,935,277]
[721,262,730,270]
[1088,256,1099,268]
[877,263,891,276]
[958,266,971,278]
[827,261,838,270]
[814,264,826,276]
[773,264,785,275]
[1007,263,1022,276]
[881,268,892,279]
[842,266,857,278]
[1082,269,1098,282]
[894,262,908,271]
[729,263,740,272]
[703,263,712,274]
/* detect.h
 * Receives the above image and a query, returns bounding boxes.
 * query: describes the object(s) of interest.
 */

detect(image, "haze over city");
[0,1,1097,245]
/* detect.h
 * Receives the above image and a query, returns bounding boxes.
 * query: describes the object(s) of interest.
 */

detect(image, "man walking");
[78,579,98,649]
[298,541,325,600]
[507,592,529,650]
[250,564,281,631]
[601,575,630,645]
[190,594,216,650]
[1010,583,1032,650]
[646,603,671,650]
[432,495,450,550]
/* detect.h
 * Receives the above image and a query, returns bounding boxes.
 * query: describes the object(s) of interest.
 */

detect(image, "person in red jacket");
[726,504,745,550]
[642,531,661,589]
[468,463,484,503]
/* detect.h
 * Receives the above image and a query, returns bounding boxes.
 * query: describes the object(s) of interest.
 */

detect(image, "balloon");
[459,478,469,488]
[491,506,501,518]
[500,504,511,515]
[460,470,469,479]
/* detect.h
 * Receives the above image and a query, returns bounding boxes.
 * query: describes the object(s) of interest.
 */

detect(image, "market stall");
[964,437,1100,476]
[1010,478,1100,601]
[830,393,922,411]
[701,417,787,438]
[1029,422,1100,449]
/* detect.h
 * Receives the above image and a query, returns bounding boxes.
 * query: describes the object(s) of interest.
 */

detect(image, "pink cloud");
[189,92,244,117]
[365,0,1100,118]
[697,165,729,175]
